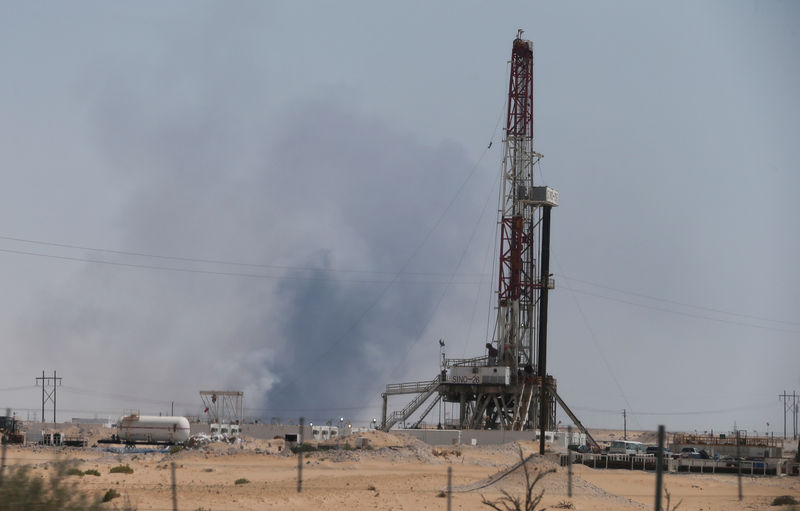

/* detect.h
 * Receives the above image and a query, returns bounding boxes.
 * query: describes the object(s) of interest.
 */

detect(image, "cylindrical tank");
[117,415,190,444]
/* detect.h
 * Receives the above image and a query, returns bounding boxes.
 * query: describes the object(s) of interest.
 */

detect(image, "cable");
[570,402,774,416]
[390,156,502,381]
[0,247,486,286]
[265,132,499,393]
[0,385,38,392]
[567,287,800,335]
[60,386,192,408]
[482,146,505,352]
[3,233,795,330]
[462,182,500,357]
[0,234,485,279]
[559,274,800,328]
[536,158,547,186]
[552,252,641,429]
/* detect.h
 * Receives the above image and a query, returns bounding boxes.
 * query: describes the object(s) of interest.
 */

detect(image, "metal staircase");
[511,381,534,431]
[411,394,442,429]
[381,375,441,431]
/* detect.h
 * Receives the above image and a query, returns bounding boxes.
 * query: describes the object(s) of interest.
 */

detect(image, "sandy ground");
[2,432,798,510]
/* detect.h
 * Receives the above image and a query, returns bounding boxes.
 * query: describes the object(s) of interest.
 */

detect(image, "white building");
[311,425,339,441]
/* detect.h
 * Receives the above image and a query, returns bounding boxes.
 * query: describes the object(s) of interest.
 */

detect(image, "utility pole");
[35,370,62,424]
[623,409,627,440]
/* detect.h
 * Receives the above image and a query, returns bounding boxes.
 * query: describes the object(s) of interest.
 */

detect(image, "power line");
[0,385,38,392]
[552,253,640,429]
[1,234,796,331]
[58,386,383,416]
[0,246,483,286]
[389,159,502,381]
[559,274,800,327]
[568,287,800,335]
[0,234,484,278]
[571,402,774,416]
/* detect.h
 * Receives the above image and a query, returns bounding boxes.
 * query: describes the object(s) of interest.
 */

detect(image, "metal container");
[117,414,190,444]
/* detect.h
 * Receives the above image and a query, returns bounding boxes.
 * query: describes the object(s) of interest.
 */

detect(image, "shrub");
[234,478,250,485]
[662,487,683,511]
[102,489,121,502]
[66,467,85,477]
[83,469,101,477]
[168,445,183,455]
[0,462,109,510]
[290,443,324,453]
[481,447,556,511]
[110,464,134,474]
[772,495,799,506]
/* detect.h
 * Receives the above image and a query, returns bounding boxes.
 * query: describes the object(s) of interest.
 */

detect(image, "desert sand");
[2,430,798,510]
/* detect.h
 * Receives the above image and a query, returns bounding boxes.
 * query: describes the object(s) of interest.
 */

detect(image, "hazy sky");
[1,1,798,435]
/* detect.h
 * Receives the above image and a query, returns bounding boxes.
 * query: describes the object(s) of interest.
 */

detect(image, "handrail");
[445,356,490,368]
[381,375,441,431]
[411,395,442,429]
[672,433,783,448]
[385,379,437,395]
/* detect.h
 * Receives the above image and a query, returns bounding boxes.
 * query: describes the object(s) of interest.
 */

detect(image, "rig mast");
[497,30,544,377]
[381,31,598,455]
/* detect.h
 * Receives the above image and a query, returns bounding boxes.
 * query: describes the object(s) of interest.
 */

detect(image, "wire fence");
[2,421,797,511]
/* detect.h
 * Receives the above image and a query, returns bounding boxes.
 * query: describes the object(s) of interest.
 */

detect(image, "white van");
[609,440,645,455]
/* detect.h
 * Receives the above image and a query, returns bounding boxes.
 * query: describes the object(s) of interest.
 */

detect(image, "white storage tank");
[117,414,190,444]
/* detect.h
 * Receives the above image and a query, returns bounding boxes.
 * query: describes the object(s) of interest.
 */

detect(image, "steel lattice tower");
[380,31,599,455]
[496,30,544,375]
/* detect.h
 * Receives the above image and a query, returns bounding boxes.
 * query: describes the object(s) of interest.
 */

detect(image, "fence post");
[736,430,742,501]
[567,426,573,498]
[654,425,664,511]
[447,466,452,511]
[170,462,178,511]
[0,408,9,488]
[297,417,304,493]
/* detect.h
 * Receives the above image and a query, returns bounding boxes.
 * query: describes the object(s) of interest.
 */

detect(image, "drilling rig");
[381,30,598,454]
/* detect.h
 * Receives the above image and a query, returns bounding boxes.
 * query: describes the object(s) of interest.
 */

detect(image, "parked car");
[680,447,710,459]
[720,455,742,467]
[608,440,646,455]
[568,444,590,453]
[645,446,672,457]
